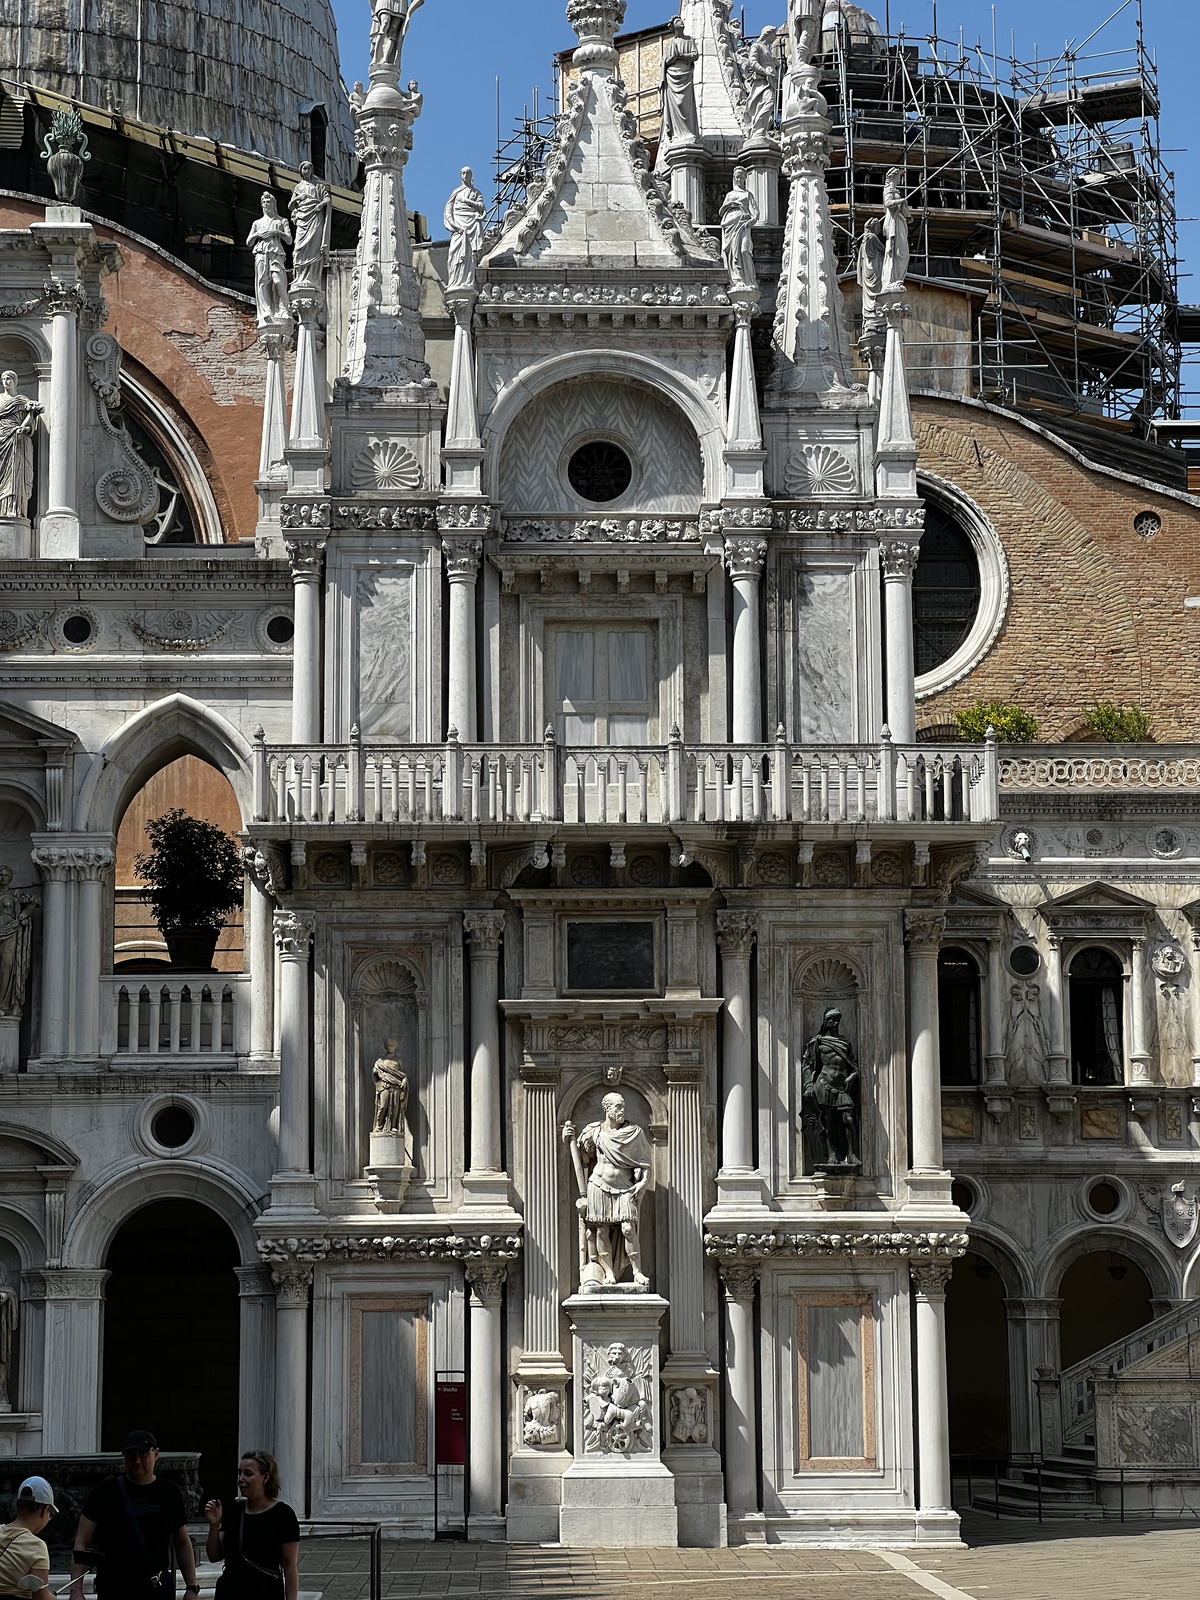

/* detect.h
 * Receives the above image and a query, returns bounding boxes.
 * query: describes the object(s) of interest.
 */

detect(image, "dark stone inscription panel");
[566,921,655,991]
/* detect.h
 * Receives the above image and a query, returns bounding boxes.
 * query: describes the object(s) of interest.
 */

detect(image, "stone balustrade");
[999,744,1200,792]
[102,973,249,1058]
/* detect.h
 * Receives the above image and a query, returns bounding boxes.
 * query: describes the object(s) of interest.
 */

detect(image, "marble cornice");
[704,1228,968,1264]
[256,1226,524,1268]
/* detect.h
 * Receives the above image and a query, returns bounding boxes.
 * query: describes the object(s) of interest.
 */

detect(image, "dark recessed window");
[1069,947,1124,1086]
[62,614,93,645]
[1088,1181,1120,1216]
[912,501,981,676]
[266,614,295,645]
[566,921,654,990]
[951,1179,975,1213]
[938,947,981,1085]
[150,1104,195,1149]
[567,441,633,503]
[1009,945,1041,977]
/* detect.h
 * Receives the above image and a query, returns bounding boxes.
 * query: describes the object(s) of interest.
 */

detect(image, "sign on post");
[433,1370,468,1538]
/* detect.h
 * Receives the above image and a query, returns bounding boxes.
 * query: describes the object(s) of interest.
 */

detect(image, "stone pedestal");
[0,518,32,559]
[366,1130,414,1212]
[560,1293,677,1548]
[0,1016,19,1071]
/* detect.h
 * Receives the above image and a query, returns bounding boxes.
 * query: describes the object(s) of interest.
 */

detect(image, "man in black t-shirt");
[71,1431,201,1600]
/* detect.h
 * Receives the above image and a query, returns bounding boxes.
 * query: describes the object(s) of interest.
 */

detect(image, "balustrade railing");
[1057,1299,1200,1449]
[102,973,249,1058]
[253,728,999,828]
[999,745,1200,792]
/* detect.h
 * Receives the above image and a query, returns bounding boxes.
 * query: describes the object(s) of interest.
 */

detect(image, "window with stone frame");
[911,500,981,676]
[938,947,981,1085]
[347,1296,429,1475]
[794,1291,876,1471]
[548,624,658,747]
[1068,947,1125,1086]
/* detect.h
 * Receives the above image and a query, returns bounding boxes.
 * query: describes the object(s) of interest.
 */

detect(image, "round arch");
[958,1221,1036,1299]
[61,1157,262,1268]
[76,694,255,837]
[482,349,725,504]
[1039,1223,1179,1302]
[0,1204,48,1270]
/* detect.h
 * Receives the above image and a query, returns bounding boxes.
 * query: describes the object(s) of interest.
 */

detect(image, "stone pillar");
[442,290,485,494]
[983,936,1007,1089]
[73,846,114,1060]
[38,1268,108,1451]
[715,912,768,1211]
[911,1262,956,1535]
[881,541,919,747]
[740,139,783,227]
[270,1262,311,1513]
[248,870,276,1060]
[286,287,328,496]
[463,911,509,1206]
[724,295,766,500]
[1129,935,1150,1083]
[1190,928,1200,1089]
[874,294,919,500]
[40,285,82,556]
[464,1260,506,1539]
[719,1263,761,1529]
[32,846,70,1059]
[726,538,766,745]
[1005,1297,1062,1462]
[445,539,482,743]
[905,910,948,1200]
[235,1265,276,1454]
[663,141,705,224]
[286,540,325,745]
[1043,934,1069,1084]
[271,910,316,1212]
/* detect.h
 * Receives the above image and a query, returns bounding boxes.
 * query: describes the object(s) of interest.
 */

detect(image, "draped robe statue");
[0,373,40,521]
[881,166,914,292]
[743,27,780,139]
[720,167,759,292]
[371,1038,409,1136]
[289,162,332,292]
[857,216,885,334]
[443,168,486,293]
[0,868,36,1019]
[247,194,291,325]
[563,1094,651,1289]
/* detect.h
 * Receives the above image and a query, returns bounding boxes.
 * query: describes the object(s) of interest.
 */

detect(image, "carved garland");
[258,1233,523,1267]
[705,1230,968,1264]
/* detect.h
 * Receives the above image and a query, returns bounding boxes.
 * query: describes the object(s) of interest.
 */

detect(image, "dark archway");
[102,1199,240,1503]
[946,1250,1009,1460]
[1058,1250,1154,1368]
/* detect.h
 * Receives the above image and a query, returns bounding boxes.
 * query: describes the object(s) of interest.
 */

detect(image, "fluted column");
[464,1260,506,1537]
[905,910,946,1182]
[40,283,82,555]
[726,539,766,744]
[1129,935,1150,1083]
[911,1262,953,1519]
[519,1060,561,1360]
[235,1265,276,1455]
[881,540,919,746]
[38,1267,108,1451]
[286,541,325,744]
[445,540,482,743]
[719,1263,760,1520]
[73,846,114,1059]
[463,910,508,1205]
[271,910,316,1211]
[32,845,70,1059]
[270,1262,311,1513]
[665,1062,705,1357]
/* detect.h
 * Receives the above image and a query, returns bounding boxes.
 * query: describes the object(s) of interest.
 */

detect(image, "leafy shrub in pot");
[134,808,244,970]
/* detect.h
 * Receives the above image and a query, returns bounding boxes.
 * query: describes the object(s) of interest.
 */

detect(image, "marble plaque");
[941,1105,975,1141]
[1081,1105,1121,1141]
[567,921,655,991]
[794,567,855,743]
[356,569,412,740]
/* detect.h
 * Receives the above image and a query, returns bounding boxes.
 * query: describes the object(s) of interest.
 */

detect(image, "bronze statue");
[801,1006,860,1171]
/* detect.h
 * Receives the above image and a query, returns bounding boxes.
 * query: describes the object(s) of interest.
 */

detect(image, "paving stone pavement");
[297,1515,1200,1600]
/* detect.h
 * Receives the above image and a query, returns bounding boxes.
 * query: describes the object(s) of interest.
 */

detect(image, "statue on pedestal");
[0,374,41,521]
[857,216,885,334]
[0,1262,16,1411]
[369,0,422,71]
[742,27,781,139]
[371,1038,409,1135]
[719,167,759,292]
[0,869,36,1019]
[289,163,332,292]
[881,167,914,293]
[562,1093,651,1291]
[801,1006,861,1172]
[443,168,487,293]
[247,194,292,326]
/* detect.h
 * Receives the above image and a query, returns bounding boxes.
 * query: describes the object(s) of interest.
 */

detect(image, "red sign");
[435,1380,468,1465]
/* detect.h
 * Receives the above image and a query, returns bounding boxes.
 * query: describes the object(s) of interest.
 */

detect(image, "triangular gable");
[1041,882,1157,914]
[1038,880,1154,937]
[0,698,77,753]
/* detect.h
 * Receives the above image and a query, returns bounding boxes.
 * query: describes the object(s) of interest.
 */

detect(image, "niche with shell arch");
[559,1072,661,1295]
[793,954,866,1179]
[351,955,427,1179]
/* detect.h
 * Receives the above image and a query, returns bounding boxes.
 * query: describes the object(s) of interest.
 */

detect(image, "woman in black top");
[204,1452,299,1600]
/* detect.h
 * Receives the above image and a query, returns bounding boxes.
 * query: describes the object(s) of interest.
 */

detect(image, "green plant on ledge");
[134,807,244,970]
[953,701,1039,743]
[1082,702,1153,743]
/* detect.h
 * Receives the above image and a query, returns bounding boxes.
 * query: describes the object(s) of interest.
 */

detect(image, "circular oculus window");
[567,440,633,504]
[1009,945,1041,977]
[150,1103,196,1150]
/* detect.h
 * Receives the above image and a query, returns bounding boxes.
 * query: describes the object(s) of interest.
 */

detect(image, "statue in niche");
[247,193,292,326]
[369,0,422,71]
[522,1388,560,1447]
[1008,983,1049,1086]
[669,1386,707,1444]
[719,167,759,292]
[0,870,36,1019]
[742,27,781,140]
[562,1093,651,1291]
[0,373,41,521]
[371,1038,409,1135]
[881,166,914,293]
[443,168,487,293]
[582,1341,653,1453]
[0,1261,15,1412]
[857,217,885,334]
[800,1006,861,1172]
[660,36,699,146]
[289,162,332,292]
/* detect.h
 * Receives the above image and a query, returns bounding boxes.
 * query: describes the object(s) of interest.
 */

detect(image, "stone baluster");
[880,540,919,747]
[910,1262,953,1522]
[719,1263,761,1520]
[1129,934,1150,1083]
[235,1265,277,1454]
[445,540,483,744]
[464,1260,507,1535]
[463,911,508,1205]
[73,845,114,1059]
[286,541,325,744]
[1042,933,1069,1084]
[715,911,767,1209]
[272,910,316,1211]
[37,1267,109,1451]
[32,845,70,1059]
[725,538,766,744]
[904,910,946,1187]
[270,1262,312,1512]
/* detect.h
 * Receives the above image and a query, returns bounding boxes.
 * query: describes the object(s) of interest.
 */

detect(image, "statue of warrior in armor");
[801,1006,861,1171]
[563,1093,651,1290]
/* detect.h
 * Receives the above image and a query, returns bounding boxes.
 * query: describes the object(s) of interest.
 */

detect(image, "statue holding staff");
[562,1093,651,1290]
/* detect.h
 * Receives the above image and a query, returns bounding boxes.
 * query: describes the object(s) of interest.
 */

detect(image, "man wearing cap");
[0,1476,55,1600]
[71,1432,199,1600]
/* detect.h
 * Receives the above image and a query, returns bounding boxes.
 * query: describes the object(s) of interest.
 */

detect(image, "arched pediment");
[0,1122,79,1173]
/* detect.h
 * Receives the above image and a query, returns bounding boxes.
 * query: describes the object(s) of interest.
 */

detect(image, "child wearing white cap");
[0,1477,55,1600]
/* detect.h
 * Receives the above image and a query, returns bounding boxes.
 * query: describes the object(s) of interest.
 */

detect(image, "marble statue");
[801,1006,861,1171]
[743,27,781,139]
[0,374,41,521]
[562,1093,651,1290]
[660,37,699,145]
[669,1386,707,1444]
[371,1038,409,1135]
[0,869,36,1019]
[0,1261,14,1412]
[881,167,914,293]
[787,0,824,66]
[369,0,422,70]
[781,61,828,123]
[582,1342,653,1452]
[443,168,487,293]
[720,167,759,292]
[522,1388,560,1447]
[247,193,292,325]
[857,217,885,332]
[289,162,332,292]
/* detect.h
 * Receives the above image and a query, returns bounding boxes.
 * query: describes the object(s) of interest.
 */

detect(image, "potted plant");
[134,808,244,971]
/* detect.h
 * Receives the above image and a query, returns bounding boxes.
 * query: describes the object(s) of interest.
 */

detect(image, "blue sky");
[331,0,1199,395]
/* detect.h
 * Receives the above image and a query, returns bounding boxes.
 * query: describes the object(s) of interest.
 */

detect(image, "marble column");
[1190,929,1200,1088]
[73,846,114,1060]
[235,1265,276,1454]
[983,936,1007,1089]
[247,869,276,1060]
[463,911,508,1206]
[904,910,946,1187]
[1043,934,1069,1084]
[442,290,484,494]
[725,537,766,745]
[286,287,328,496]
[1129,935,1150,1083]
[40,285,82,555]
[38,1267,108,1451]
[272,909,316,1211]
[464,1260,506,1538]
[32,845,70,1059]
[911,1262,954,1525]
[286,541,325,745]
[715,911,767,1210]
[445,540,482,743]
[663,140,705,224]
[741,139,783,227]
[881,541,919,747]
[724,295,766,500]
[719,1263,760,1522]
[270,1263,311,1513]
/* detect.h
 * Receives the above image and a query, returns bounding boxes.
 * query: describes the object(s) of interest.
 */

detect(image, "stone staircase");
[969,1445,1103,1519]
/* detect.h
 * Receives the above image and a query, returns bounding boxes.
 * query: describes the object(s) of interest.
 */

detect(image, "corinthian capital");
[910,1261,953,1299]
[718,1262,760,1302]
[903,909,946,951]
[724,535,767,581]
[443,538,483,580]
[274,908,316,959]
[464,1259,507,1307]
[463,910,505,952]
[32,846,72,882]
[716,910,756,959]
[880,540,920,581]
[284,537,327,578]
[74,845,115,882]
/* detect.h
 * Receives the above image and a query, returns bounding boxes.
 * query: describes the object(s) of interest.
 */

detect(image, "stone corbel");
[797,840,814,888]
[411,839,428,888]
[984,1090,1014,1124]
[289,839,307,892]
[1044,1087,1076,1120]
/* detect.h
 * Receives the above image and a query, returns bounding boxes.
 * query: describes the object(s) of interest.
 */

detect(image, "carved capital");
[274,908,316,960]
[32,845,72,883]
[880,539,920,581]
[904,909,945,952]
[73,846,115,883]
[719,1262,760,1302]
[443,537,483,580]
[285,537,327,578]
[716,910,756,959]
[910,1261,953,1299]
[464,1259,507,1308]
[464,910,505,953]
[271,1263,313,1308]
[724,535,767,581]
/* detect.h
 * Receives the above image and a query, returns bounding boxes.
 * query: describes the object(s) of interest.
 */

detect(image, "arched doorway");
[1058,1249,1154,1368]
[945,1249,1009,1460]
[101,1199,240,1502]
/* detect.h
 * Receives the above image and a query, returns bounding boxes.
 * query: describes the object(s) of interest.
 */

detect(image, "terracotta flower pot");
[164,926,220,971]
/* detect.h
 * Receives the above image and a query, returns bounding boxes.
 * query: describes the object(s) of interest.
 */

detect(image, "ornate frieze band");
[705,1230,968,1265]
[502,516,701,544]
[700,507,925,534]
[257,1232,523,1268]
